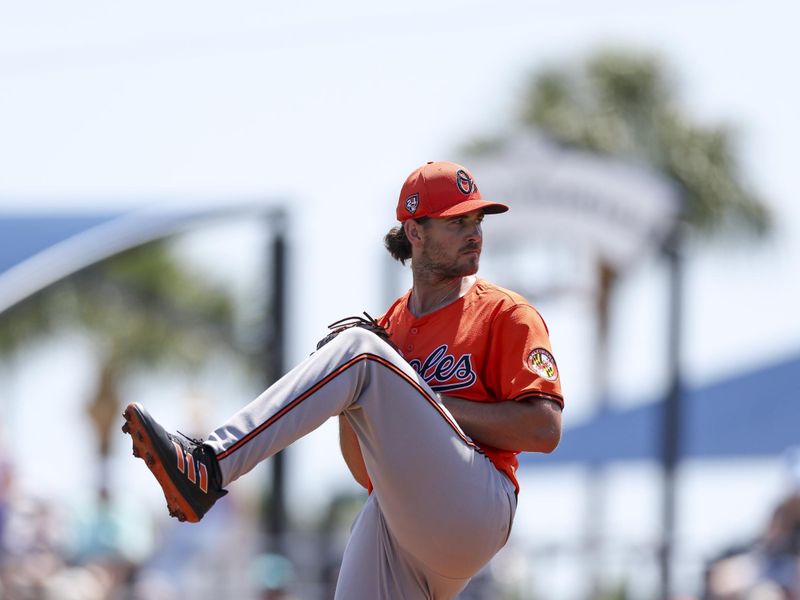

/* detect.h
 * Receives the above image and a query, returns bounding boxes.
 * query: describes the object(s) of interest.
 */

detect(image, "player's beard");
[417,238,480,279]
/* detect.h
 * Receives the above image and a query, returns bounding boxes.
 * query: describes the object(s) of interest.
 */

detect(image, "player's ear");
[404,219,424,245]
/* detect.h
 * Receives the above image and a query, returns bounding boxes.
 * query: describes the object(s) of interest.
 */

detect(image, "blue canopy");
[0,204,274,314]
[522,351,800,466]
[0,214,122,275]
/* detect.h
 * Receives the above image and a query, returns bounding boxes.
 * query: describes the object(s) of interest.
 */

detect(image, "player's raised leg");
[204,326,514,580]
[121,325,386,523]
[123,326,513,581]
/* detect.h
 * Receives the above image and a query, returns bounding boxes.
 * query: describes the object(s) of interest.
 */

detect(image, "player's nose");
[465,222,482,243]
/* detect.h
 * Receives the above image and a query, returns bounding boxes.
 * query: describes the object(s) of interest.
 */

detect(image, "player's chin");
[459,255,480,275]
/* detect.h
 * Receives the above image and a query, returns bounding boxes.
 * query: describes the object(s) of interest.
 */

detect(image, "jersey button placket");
[408,326,418,351]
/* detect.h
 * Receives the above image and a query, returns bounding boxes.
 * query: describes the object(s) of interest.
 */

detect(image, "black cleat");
[122,402,227,523]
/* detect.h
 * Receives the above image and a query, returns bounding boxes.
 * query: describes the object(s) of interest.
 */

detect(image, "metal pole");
[660,225,684,600]
[267,211,287,554]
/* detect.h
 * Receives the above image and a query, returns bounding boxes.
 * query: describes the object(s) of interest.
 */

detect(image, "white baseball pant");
[203,327,517,599]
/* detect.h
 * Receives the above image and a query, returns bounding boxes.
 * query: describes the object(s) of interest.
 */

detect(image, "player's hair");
[384,217,429,265]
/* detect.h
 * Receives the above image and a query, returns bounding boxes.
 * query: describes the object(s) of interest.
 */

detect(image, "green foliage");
[0,292,56,355]
[595,581,630,600]
[0,240,241,376]
[514,48,771,239]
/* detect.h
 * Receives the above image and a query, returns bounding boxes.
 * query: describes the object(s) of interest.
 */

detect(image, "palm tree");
[518,49,770,331]
[0,239,258,491]
[470,48,770,345]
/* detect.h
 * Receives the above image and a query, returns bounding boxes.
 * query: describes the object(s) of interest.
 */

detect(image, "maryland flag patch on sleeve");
[527,348,559,382]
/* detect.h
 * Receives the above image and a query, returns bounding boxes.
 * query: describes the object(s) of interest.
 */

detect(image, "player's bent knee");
[331,325,398,358]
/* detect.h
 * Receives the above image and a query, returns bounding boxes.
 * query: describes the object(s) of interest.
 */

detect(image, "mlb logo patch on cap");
[405,193,419,215]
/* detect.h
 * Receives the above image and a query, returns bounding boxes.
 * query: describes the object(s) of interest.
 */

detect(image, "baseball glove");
[316,312,395,351]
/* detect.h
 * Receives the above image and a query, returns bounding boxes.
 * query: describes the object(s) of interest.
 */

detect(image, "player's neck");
[409,275,476,317]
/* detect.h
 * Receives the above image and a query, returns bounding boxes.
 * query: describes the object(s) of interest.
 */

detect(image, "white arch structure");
[0,201,284,314]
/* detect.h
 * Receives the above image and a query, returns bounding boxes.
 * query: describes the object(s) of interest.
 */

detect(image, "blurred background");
[1,1,798,599]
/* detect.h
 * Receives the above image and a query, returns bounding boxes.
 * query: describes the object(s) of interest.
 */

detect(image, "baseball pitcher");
[122,161,564,599]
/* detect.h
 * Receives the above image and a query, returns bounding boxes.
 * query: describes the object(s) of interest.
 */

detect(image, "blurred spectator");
[129,569,180,600]
[704,449,800,600]
[249,552,297,600]
[0,464,151,599]
[759,492,800,596]
[0,491,71,599]
[0,441,10,562]
[71,487,154,565]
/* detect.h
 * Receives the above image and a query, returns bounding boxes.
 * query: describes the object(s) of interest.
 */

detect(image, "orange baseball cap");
[396,161,509,222]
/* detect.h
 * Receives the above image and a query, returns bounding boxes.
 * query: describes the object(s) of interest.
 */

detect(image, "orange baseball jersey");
[379,278,564,491]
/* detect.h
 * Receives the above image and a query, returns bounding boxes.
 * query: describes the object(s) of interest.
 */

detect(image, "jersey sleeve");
[485,304,564,408]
